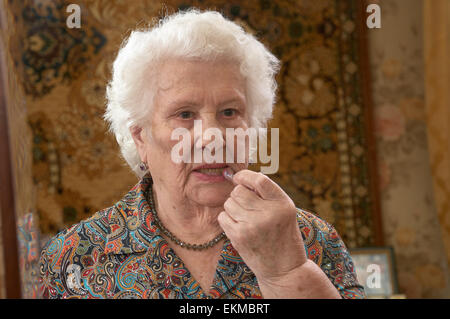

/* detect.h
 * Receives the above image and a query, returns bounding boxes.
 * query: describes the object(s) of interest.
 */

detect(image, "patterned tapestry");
[4,0,379,252]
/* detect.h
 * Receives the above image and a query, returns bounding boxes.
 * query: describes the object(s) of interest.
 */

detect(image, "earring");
[139,161,148,172]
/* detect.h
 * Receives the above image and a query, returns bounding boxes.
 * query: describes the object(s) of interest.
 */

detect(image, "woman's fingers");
[223,197,249,222]
[217,211,237,235]
[230,184,262,210]
[233,170,284,200]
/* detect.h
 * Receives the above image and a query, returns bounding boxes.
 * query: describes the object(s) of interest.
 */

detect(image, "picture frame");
[349,246,399,298]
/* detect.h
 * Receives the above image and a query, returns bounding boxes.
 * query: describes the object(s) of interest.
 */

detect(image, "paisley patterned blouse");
[39,175,365,299]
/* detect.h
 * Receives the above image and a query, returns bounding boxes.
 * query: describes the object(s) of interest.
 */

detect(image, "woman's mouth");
[196,167,226,175]
[192,165,233,182]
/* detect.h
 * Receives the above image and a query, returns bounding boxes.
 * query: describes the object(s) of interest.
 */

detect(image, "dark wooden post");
[357,0,384,246]
[0,4,22,298]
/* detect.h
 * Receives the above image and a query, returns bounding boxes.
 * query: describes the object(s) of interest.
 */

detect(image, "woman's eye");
[222,108,237,117]
[178,111,194,119]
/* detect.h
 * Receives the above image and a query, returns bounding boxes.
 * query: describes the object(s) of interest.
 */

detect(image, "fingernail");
[223,167,234,181]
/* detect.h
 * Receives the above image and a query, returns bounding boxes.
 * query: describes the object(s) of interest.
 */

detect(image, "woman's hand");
[218,169,341,298]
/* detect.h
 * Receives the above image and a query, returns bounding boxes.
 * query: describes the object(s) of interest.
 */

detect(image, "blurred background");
[0,0,448,298]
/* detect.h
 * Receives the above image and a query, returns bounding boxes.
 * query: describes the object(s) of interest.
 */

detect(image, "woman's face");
[134,59,250,207]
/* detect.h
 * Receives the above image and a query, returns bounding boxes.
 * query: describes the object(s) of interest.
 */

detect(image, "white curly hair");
[104,9,280,178]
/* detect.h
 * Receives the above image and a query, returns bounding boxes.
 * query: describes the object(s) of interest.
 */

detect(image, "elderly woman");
[39,10,365,299]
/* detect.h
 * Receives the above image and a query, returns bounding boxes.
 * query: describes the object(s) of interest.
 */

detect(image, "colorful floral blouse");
[39,175,365,299]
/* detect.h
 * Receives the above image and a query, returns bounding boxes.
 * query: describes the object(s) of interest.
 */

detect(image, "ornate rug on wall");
[6,0,380,249]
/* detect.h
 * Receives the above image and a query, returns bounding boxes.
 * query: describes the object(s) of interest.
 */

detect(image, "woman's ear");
[130,125,148,161]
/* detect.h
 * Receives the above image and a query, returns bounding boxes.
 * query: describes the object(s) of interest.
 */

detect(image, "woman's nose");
[193,113,226,150]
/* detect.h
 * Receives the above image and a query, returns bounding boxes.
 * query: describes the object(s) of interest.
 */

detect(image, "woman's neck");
[151,183,224,244]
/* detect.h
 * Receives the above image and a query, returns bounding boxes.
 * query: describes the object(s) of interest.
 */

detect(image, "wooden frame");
[350,246,399,298]
[0,2,22,298]
[356,0,384,246]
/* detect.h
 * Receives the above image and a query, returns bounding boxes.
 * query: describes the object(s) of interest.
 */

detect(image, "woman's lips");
[191,165,233,182]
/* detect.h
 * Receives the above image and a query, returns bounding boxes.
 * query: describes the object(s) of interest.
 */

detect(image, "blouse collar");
[102,174,254,297]
[104,174,159,255]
